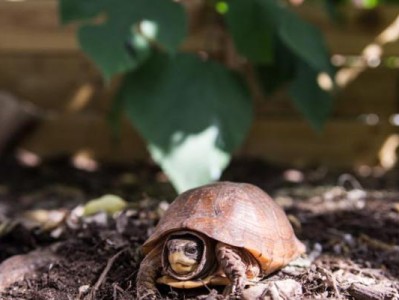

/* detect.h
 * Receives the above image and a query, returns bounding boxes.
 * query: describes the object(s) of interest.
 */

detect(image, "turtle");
[136,181,305,299]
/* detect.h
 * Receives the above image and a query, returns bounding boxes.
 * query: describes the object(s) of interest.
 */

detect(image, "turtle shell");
[142,181,305,275]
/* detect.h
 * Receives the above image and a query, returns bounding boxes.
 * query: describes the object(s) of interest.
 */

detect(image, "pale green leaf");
[149,127,231,193]
[84,194,127,216]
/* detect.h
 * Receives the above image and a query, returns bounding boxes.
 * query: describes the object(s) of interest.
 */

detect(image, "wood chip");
[348,282,397,300]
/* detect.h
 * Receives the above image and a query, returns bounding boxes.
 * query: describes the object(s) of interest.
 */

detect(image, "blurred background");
[1,0,399,182]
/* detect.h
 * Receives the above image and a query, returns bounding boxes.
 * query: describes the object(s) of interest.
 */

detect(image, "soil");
[0,155,398,299]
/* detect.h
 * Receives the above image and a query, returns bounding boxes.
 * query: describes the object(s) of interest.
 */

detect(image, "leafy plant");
[59,0,334,193]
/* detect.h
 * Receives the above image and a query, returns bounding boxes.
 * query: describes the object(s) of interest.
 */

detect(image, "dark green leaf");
[78,22,150,80]
[225,0,275,63]
[383,0,399,5]
[139,0,187,52]
[118,53,252,192]
[289,60,333,131]
[279,9,332,73]
[74,0,187,79]
[256,39,296,94]
[104,0,187,53]
[225,0,333,129]
[59,0,108,24]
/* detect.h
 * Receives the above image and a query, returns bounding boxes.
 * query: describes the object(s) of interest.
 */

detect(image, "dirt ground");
[0,156,398,299]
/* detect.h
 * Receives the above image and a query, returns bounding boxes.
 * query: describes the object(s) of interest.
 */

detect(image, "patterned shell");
[142,181,305,275]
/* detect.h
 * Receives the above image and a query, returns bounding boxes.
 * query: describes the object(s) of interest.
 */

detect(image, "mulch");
[0,156,398,299]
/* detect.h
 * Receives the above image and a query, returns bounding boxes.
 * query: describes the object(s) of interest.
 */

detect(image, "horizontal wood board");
[0,0,398,167]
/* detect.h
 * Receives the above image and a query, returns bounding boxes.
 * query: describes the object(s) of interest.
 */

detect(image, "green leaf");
[289,60,333,131]
[78,22,150,80]
[148,128,231,194]
[84,194,127,216]
[279,9,332,73]
[74,0,187,79]
[257,38,333,130]
[105,0,187,53]
[215,1,229,14]
[234,0,333,130]
[139,0,187,53]
[362,0,379,9]
[256,39,296,94]
[119,53,252,192]
[225,0,275,63]
[59,0,108,24]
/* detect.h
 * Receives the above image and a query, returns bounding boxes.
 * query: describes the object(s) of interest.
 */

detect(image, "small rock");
[0,244,60,291]
[78,284,91,297]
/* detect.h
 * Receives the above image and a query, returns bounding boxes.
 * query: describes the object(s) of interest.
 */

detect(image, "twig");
[89,249,127,300]
[318,266,343,299]
[359,234,397,251]
[113,283,125,299]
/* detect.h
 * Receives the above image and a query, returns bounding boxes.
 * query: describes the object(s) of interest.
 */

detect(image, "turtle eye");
[185,246,198,255]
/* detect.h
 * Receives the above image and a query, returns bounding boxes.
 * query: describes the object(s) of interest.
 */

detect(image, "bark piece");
[348,282,398,300]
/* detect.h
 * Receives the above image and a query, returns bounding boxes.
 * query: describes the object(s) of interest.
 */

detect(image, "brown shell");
[142,181,305,275]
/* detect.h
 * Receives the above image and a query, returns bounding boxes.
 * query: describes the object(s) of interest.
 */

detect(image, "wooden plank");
[21,113,148,163]
[333,68,398,117]
[1,0,397,118]
[0,1,397,168]
[240,119,393,168]
[296,4,399,56]
[257,68,398,118]
[0,0,78,52]
[19,112,394,167]
[1,0,399,56]
[0,53,396,118]
[0,53,113,112]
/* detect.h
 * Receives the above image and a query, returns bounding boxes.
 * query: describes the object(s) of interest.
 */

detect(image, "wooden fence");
[1,0,398,168]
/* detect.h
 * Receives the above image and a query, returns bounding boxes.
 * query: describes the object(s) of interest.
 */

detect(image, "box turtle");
[136,182,305,299]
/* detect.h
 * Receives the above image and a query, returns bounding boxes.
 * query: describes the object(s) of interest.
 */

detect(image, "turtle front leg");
[216,243,247,299]
[136,247,162,300]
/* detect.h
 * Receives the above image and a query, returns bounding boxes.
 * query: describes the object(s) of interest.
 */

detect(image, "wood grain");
[0,0,397,167]
[1,0,399,55]
[19,113,394,167]
[0,0,77,52]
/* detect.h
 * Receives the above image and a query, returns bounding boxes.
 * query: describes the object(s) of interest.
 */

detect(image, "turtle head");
[166,235,203,275]
[162,231,215,280]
